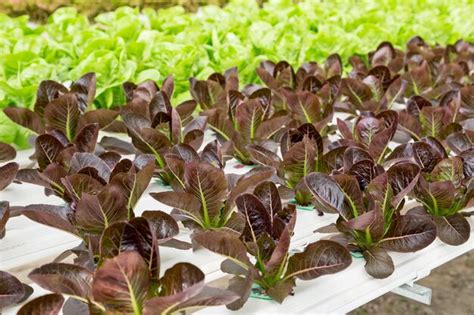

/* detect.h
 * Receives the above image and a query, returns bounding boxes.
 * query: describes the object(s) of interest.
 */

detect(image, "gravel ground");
[351,251,474,315]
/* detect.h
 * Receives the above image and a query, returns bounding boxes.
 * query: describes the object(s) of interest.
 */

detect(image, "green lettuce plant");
[1,0,474,146]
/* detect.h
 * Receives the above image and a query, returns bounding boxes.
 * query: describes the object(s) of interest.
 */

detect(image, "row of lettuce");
[0,37,473,313]
[1,0,474,147]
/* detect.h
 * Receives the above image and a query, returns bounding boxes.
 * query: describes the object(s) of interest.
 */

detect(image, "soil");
[351,251,474,315]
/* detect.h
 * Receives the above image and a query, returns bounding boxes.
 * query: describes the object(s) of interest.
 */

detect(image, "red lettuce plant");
[256,56,343,92]
[256,58,341,133]
[339,42,407,113]
[159,141,225,190]
[397,91,462,141]
[403,38,472,99]
[191,67,289,165]
[189,67,239,110]
[4,73,118,143]
[350,38,472,101]
[121,77,207,183]
[109,76,194,132]
[329,146,383,191]
[335,110,398,164]
[248,123,325,206]
[21,251,237,314]
[385,137,447,173]
[343,38,473,119]
[17,149,153,204]
[256,60,299,91]
[202,98,287,165]
[340,70,407,114]
[411,156,473,245]
[151,160,275,233]
[305,163,437,279]
[2,74,125,195]
[282,89,334,135]
[195,181,351,308]
[349,41,404,76]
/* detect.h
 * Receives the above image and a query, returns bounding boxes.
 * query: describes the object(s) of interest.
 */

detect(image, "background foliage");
[0,0,229,21]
